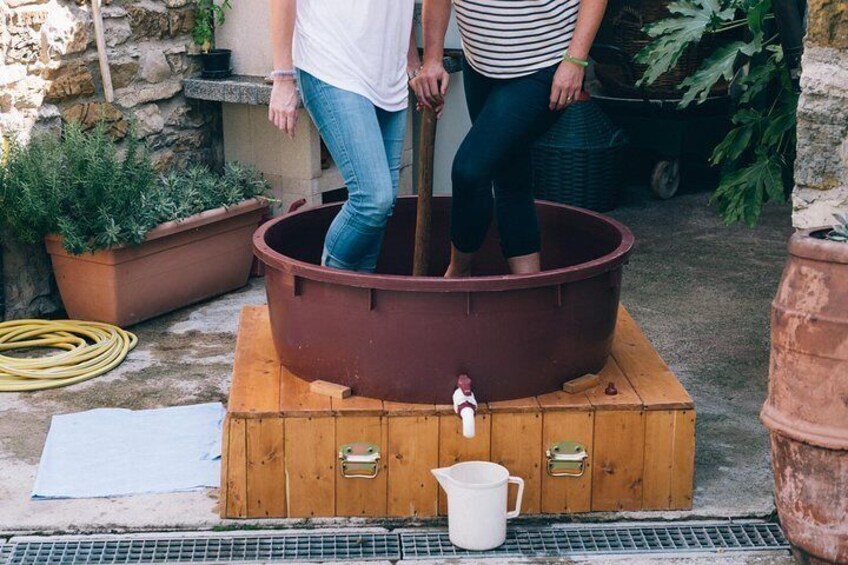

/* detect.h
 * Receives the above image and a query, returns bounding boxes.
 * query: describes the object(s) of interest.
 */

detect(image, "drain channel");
[1,522,787,564]
[1,533,400,565]
[401,522,789,560]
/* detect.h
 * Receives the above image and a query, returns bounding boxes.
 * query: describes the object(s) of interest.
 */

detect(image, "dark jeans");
[451,61,561,258]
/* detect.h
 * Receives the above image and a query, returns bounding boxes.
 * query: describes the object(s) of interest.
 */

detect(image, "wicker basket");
[531,99,627,213]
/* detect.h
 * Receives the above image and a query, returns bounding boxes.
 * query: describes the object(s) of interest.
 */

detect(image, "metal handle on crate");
[546,441,589,478]
[338,443,381,479]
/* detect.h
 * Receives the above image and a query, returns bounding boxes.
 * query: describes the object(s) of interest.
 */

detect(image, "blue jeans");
[298,70,407,272]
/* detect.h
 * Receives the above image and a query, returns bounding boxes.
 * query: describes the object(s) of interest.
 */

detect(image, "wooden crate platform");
[221,305,695,519]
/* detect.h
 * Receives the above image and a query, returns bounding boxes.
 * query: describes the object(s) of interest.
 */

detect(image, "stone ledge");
[183,55,465,105]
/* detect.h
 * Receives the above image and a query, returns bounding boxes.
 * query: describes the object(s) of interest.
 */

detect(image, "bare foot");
[444,245,474,278]
[507,252,541,275]
[444,264,472,278]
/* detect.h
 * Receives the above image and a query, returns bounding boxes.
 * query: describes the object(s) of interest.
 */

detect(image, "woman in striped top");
[410,0,608,276]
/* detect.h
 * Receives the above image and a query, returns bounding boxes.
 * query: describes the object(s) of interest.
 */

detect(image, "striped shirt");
[454,0,581,78]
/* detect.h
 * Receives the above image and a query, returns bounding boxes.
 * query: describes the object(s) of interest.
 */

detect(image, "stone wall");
[1,0,222,319]
[792,0,848,228]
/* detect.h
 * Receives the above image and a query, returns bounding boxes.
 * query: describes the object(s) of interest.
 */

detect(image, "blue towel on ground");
[32,402,225,499]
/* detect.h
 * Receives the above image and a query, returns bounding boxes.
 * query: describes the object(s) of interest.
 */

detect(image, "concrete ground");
[0,180,793,556]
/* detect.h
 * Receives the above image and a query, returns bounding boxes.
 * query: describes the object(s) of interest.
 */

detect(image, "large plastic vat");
[254,196,634,404]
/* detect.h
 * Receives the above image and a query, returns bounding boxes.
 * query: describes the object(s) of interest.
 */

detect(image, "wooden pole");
[413,106,438,276]
[91,0,114,103]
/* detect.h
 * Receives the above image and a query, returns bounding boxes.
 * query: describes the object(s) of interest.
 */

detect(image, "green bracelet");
[563,51,589,67]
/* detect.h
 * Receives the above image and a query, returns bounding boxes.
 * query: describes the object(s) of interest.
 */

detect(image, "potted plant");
[192,0,232,78]
[635,0,798,226]
[0,122,270,326]
[761,212,848,564]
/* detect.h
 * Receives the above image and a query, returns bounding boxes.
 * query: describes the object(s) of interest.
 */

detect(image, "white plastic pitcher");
[432,461,525,551]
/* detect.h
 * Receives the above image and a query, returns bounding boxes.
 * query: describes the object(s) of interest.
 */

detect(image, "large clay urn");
[761,228,848,564]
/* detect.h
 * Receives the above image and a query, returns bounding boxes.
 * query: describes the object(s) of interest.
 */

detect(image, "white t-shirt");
[294,0,415,112]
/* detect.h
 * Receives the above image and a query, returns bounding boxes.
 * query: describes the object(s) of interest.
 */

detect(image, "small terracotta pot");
[45,198,269,327]
[761,228,848,564]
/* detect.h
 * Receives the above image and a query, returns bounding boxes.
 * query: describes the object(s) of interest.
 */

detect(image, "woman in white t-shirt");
[268,0,418,272]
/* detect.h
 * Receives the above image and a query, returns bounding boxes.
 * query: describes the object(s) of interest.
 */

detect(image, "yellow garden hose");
[0,319,137,392]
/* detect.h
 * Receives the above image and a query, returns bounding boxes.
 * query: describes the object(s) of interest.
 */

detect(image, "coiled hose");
[0,319,137,392]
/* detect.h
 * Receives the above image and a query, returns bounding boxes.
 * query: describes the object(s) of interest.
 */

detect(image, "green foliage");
[826,213,848,243]
[192,0,231,52]
[637,0,797,226]
[1,122,269,255]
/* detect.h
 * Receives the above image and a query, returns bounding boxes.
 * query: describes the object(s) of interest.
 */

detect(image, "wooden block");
[562,373,600,394]
[335,416,388,517]
[613,307,693,410]
[284,417,335,517]
[224,416,248,518]
[387,414,439,517]
[642,410,675,509]
[670,409,696,509]
[438,412,492,515]
[310,379,351,400]
[246,418,286,518]
[280,367,333,417]
[491,412,543,514]
[541,410,595,513]
[591,410,645,511]
[229,307,281,417]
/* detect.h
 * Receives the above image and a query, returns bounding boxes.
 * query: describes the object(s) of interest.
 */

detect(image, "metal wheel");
[651,158,680,200]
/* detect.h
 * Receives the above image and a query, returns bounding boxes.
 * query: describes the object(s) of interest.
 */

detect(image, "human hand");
[268,79,300,139]
[549,60,585,111]
[410,61,450,116]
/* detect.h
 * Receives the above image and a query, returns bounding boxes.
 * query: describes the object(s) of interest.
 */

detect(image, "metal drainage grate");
[1,533,400,565]
[0,522,788,564]
[401,522,789,560]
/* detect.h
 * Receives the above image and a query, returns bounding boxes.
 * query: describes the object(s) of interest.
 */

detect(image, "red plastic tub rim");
[253,197,635,293]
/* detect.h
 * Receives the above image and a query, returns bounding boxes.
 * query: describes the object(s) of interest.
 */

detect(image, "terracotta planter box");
[45,198,269,327]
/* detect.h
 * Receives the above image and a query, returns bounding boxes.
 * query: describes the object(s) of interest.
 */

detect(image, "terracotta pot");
[45,198,268,327]
[761,228,848,565]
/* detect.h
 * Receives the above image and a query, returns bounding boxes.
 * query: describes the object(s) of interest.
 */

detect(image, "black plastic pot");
[200,48,232,79]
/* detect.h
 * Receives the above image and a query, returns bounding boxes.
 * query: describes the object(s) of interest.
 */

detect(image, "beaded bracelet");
[269,69,297,80]
[562,52,589,67]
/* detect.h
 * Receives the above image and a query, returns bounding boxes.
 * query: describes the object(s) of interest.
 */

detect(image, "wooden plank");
[280,367,333,417]
[488,395,540,413]
[219,414,231,518]
[585,358,644,411]
[332,394,384,417]
[437,412,492,515]
[335,416,388,517]
[538,390,593,411]
[284,417,335,517]
[387,414,439,517]
[229,306,281,417]
[591,410,645,511]
[642,410,675,509]
[310,380,351,399]
[225,416,248,518]
[491,412,543,514]
[614,307,693,410]
[670,409,696,509]
[541,411,595,513]
[246,418,286,517]
[384,401,439,416]
[563,373,600,394]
